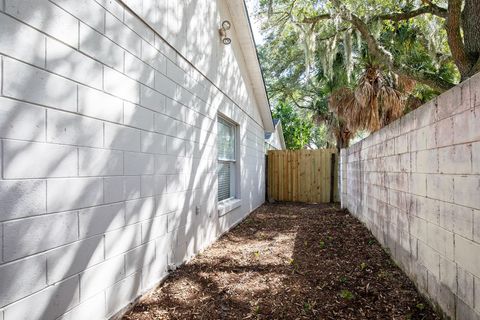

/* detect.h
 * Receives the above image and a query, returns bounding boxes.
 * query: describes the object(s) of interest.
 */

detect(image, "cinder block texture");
[78,86,124,123]
[0,180,46,220]
[78,203,126,238]
[3,276,80,320]
[3,140,77,179]
[0,13,46,67]
[47,178,104,212]
[3,57,77,112]
[46,235,105,284]
[341,75,480,319]
[46,110,104,148]
[0,97,46,141]
[0,0,268,319]
[3,211,78,261]
[5,0,80,47]
[0,255,47,306]
[46,37,103,88]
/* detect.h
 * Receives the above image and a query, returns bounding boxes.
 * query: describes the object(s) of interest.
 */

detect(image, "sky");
[245,0,265,45]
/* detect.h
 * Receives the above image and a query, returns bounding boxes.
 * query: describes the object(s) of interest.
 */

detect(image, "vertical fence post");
[330,153,336,203]
[265,154,268,201]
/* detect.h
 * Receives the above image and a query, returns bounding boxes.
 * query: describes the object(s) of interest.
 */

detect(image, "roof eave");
[276,120,287,150]
[226,0,274,132]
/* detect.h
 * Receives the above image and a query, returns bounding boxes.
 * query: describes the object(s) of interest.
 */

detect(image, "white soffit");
[226,0,274,132]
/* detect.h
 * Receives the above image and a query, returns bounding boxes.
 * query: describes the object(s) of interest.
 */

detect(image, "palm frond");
[329,65,413,137]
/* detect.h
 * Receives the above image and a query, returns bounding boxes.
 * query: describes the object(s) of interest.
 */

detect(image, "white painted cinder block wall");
[0,0,268,319]
[340,74,480,319]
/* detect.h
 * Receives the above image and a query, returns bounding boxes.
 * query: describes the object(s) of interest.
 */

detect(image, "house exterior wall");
[340,73,480,319]
[0,1,267,319]
[265,129,284,151]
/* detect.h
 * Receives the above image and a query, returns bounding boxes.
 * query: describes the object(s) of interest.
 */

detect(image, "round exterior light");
[222,20,231,30]
[219,20,232,45]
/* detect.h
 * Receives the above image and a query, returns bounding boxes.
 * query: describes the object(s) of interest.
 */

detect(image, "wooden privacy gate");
[267,149,339,203]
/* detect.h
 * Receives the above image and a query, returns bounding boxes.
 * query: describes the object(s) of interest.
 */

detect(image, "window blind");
[218,162,231,201]
[217,117,236,202]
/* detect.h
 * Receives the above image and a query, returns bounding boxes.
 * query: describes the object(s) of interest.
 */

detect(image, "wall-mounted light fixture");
[219,20,232,45]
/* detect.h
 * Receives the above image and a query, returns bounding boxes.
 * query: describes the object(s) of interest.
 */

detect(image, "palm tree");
[329,64,416,146]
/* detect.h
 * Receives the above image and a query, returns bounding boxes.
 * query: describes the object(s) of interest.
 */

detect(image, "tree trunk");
[335,124,351,151]
[462,0,480,77]
[335,136,344,152]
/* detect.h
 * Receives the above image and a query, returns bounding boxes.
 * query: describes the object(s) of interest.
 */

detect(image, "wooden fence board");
[267,149,339,203]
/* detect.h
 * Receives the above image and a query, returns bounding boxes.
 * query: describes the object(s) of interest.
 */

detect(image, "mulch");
[123,202,440,320]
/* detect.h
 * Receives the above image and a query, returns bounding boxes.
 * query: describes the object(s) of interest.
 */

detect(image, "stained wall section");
[340,74,480,319]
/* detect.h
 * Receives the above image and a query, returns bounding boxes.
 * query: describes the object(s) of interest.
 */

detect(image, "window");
[217,116,236,202]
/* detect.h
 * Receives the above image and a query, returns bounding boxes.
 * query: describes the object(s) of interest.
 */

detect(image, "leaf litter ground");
[124,202,439,320]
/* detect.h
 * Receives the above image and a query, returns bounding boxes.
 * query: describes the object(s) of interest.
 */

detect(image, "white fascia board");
[226,0,274,132]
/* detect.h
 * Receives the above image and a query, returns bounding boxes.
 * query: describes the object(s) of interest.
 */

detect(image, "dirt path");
[123,203,439,320]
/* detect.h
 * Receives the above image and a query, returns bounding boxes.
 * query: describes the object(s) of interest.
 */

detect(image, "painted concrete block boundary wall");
[340,73,480,319]
[0,0,269,319]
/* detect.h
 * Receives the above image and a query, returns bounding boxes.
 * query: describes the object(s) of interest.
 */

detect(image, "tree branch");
[289,0,455,91]
[317,27,352,41]
[372,4,447,21]
[396,67,455,92]
[303,3,447,25]
[302,14,331,24]
[446,0,470,79]
[330,0,454,92]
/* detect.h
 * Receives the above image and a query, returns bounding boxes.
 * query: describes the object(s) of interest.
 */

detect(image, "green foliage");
[303,301,312,312]
[339,289,355,300]
[310,123,335,149]
[379,17,459,88]
[416,303,425,310]
[318,240,326,249]
[272,102,314,149]
[255,0,460,147]
[377,270,390,279]
[253,304,261,315]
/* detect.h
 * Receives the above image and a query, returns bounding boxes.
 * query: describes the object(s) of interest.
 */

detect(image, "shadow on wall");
[0,0,266,319]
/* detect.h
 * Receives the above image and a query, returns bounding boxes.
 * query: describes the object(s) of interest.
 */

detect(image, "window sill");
[218,198,241,216]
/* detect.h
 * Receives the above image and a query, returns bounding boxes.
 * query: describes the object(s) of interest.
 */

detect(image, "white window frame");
[217,115,241,215]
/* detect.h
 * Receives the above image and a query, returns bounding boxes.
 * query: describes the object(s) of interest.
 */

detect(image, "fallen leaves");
[123,203,439,320]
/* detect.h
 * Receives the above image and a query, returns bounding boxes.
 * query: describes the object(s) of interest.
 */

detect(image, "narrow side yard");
[124,203,439,319]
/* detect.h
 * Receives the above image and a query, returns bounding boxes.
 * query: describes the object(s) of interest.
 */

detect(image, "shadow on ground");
[123,202,439,320]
